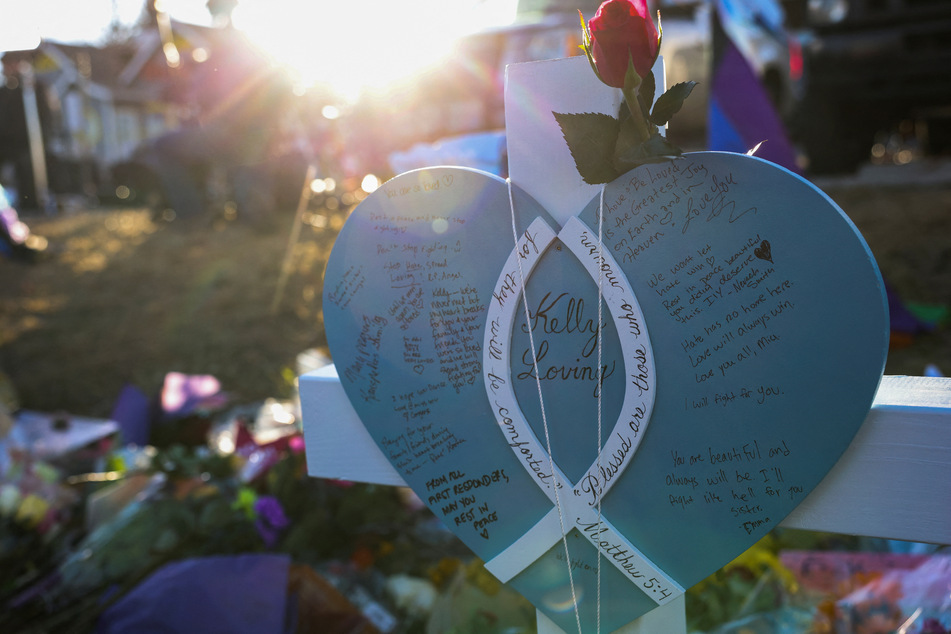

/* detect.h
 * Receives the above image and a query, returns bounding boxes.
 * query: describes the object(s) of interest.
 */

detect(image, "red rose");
[588,0,660,88]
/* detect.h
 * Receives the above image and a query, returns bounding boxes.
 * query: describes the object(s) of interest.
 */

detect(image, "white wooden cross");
[300,57,951,633]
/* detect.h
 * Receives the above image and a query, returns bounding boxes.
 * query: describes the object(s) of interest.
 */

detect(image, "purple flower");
[253,496,289,548]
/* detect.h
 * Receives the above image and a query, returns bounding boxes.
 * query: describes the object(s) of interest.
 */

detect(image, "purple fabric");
[96,554,292,634]
[708,24,800,173]
[886,282,930,334]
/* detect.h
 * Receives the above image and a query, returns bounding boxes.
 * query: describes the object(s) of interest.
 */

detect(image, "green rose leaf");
[649,80,698,126]
[638,70,657,119]
[553,111,621,185]
[579,10,604,84]
[614,105,643,169]
[615,131,683,171]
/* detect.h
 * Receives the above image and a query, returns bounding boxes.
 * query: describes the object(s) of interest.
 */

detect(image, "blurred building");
[0,14,286,211]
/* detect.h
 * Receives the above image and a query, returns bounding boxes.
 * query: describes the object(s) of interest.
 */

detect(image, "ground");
[1,206,343,416]
[1,163,948,418]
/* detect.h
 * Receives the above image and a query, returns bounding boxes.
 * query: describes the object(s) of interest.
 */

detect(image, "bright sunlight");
[232,0,517,100]
[1,0,516,101]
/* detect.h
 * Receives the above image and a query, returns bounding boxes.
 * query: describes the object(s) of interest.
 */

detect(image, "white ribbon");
[482,216,683,605]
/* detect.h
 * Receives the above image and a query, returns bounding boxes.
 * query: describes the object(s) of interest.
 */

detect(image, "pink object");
[160,372,224,416]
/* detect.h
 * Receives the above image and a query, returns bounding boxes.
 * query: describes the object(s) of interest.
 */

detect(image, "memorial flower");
[253,495,289,548]
[587,0,659,87]
[232,486,258,519]
[554,0,697,184]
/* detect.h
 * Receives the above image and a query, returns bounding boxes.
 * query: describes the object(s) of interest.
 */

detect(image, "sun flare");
[232,0,515,100]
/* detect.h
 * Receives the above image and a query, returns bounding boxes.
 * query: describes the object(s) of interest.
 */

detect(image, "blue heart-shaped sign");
[321,153,888,631]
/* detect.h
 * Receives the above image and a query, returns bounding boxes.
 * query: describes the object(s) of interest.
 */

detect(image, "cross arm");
[300,369,949,633]
[300,369,951,545]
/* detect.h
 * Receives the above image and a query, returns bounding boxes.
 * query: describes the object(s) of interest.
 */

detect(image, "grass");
[822,182,951,376]
[1,203,347,417]
[1,179,949,418]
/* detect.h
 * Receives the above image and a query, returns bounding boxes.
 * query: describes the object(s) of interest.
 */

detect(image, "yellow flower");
[725,536,799,592]
[466,558,502,596]
[15,493,50,527]
[427,557,462,589]
[231,487,258,519]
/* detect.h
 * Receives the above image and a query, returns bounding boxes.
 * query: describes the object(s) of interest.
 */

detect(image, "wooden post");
[19,60,50,212]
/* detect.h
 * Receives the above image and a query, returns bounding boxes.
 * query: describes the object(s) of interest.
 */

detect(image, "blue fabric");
[708,97,748,155]
[709,1,800,172]
[96,554,292,634]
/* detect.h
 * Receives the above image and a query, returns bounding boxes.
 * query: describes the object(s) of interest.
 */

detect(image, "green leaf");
[638,70,657,117]
[553,111,621,185]
[583,49,603,84]
[649,81,698,126]
[614,107,642,169]
[615,131,683,172]
[640,132,684,158]
[579,10,604,84]
[153,527,180,553]
[579,9,591,51]
[617,100,632,124]
[198,498,234,531]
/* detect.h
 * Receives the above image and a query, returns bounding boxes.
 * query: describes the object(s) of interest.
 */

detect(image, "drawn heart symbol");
[754,239,773,263]
[321,155,888,631]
